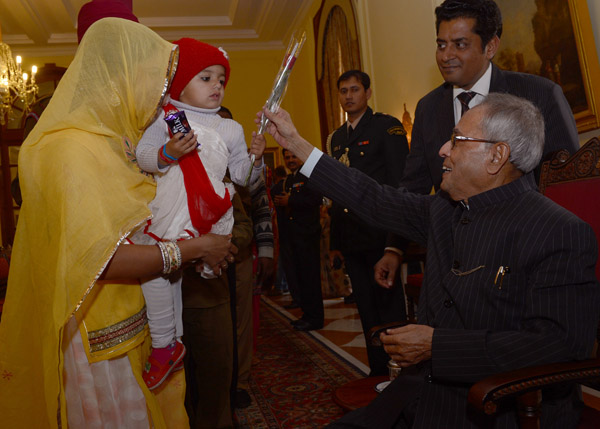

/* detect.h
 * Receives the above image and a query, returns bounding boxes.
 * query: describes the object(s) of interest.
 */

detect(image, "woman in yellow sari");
[0,18,235,428]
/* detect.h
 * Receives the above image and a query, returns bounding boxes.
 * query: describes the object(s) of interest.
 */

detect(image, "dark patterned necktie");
[457,91,476,117]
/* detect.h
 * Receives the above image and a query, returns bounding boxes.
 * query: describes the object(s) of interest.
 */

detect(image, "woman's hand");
[179,233,238,276]
[102,234,236,280]
[198,233,238,275]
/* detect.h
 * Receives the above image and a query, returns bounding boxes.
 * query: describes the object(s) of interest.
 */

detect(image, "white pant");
[141,274,183,348]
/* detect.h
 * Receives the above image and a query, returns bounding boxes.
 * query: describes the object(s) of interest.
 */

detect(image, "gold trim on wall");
[495,0,600,133]
[263,147,281,171]
[569,0,600,132]
[313,0,362,151]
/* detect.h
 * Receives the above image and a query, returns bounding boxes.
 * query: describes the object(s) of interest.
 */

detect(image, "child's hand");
[250,131,266,165]
[165,131,198,160]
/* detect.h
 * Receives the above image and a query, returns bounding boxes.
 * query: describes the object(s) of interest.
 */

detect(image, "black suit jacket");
[308,154,599,428]
[401,63,579,195]
[328,107,409,252]
[270,172,321,240]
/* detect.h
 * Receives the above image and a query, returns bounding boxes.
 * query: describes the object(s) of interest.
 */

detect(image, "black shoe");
[343,293,356,304]
[290,318,308,326]
[293,320,323,331]
[234,388,252,409]
[284,301,300,309]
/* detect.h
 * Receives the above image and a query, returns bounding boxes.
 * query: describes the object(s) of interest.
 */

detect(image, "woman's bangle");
[156,241,182,275]
[162,145,178,161]
[156,241,170,274]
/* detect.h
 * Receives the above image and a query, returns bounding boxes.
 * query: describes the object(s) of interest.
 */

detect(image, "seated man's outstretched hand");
[256,108,314,162]
[255,108,296,148]
[380,324,434,368]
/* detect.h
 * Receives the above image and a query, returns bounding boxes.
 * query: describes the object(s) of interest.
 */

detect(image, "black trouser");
[327,366,423,428]
[280,231,324,325]
[344,250,407,375]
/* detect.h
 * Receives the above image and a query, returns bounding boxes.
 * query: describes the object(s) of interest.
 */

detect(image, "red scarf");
[163,104,231,234]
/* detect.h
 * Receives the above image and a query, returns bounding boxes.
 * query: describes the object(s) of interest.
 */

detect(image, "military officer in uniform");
[271,149,324,331]
[327,70,409,375]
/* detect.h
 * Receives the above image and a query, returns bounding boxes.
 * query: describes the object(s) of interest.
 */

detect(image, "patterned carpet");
[234,297,367,428]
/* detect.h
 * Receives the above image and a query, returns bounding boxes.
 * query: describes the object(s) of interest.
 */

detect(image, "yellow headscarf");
[0,18,177,426]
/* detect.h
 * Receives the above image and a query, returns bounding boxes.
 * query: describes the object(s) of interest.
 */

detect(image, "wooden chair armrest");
[468,358,600,415]
[368,321,409,346]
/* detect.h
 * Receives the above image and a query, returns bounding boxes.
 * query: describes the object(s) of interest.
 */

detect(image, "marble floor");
[264,293,370,375]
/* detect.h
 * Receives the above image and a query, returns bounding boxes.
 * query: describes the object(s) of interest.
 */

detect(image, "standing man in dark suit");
[328,70,409,375]
[271,149,324,331]
[259,92,599,428]
[375,0,580,288]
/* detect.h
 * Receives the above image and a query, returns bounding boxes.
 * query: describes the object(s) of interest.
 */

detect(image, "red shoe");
[143,340,186,390]
[173,360,185,372]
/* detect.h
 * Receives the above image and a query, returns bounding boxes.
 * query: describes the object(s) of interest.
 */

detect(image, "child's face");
[179,65,226,109]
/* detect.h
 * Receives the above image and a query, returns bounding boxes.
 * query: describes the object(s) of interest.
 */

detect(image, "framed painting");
[495,0,600,132]
[263,147,281,171]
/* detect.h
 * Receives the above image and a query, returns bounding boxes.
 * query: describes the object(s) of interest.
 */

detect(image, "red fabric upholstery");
[406,273,423,289]
[544,178,600,280]
[0,258,8,280]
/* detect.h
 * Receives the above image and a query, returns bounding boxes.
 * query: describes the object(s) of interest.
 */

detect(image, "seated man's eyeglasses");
[451,133,501,149]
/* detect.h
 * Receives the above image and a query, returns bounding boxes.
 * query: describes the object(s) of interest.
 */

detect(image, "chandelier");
[0,42,38,126]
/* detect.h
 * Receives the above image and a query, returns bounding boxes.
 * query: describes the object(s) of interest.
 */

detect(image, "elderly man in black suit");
[257,92,599,428]
[374,0,580,289]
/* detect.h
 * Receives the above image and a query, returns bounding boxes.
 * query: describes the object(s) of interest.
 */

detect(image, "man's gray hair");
[478,93,545,173]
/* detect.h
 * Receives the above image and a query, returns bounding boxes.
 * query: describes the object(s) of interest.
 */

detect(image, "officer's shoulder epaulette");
[374,111,392,118]
[387,124,407,136]
[373,112,406,135]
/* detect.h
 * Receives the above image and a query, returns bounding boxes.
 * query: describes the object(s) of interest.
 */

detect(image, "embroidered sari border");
[88,306,147,352]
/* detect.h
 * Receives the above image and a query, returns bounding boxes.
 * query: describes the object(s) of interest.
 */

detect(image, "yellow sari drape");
[0,18,182,427]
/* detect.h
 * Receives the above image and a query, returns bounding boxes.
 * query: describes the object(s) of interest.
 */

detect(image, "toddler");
[133,38,265,390]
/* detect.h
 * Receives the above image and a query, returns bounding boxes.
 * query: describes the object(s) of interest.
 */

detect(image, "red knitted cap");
[77,0,139,43]
[170,38,231,101]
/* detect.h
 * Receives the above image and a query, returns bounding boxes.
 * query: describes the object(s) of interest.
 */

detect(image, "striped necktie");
[457,91,476,117]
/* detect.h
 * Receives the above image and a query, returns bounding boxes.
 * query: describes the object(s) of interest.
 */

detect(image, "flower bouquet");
[245,31,307,184]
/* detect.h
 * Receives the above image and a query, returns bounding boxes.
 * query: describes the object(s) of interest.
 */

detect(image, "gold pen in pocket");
[494,266,509,290]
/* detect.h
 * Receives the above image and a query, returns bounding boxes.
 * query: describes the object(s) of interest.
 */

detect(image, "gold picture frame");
[263,147,282,171]
[495,0,600,133]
